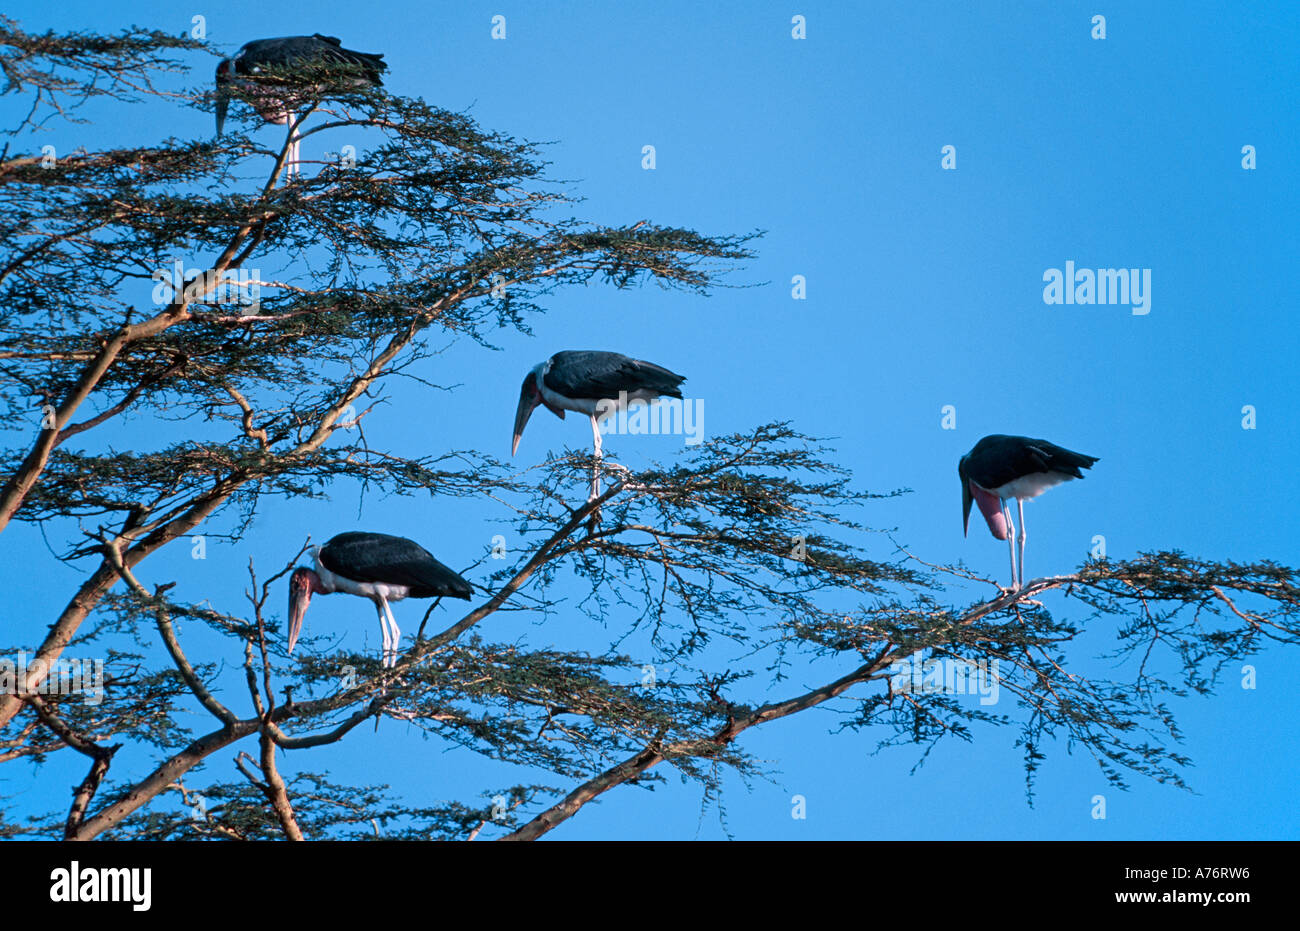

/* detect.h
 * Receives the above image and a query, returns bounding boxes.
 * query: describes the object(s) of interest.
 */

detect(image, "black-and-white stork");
[512,350,687,500]
[959,434,1099,590]
[215,34,386,178]
[288,531,472,667]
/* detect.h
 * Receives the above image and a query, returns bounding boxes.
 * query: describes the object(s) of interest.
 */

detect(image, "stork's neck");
[533,361,568,417]
[309,547,338,593]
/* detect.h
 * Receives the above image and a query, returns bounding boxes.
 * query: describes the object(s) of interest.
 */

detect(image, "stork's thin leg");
[585,415,606,533]
[281,118,303,179]
[371,594,401,668]
[589,415,603,501]
[283,123,295,179]
[1001,499,1019,590]
[382,597,401,667]
[1017,498,1028,589]
[370,597,392,732]
[373,599,391,667]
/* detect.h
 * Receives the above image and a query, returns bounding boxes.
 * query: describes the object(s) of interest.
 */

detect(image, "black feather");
[234,35,387,85]
[542,350,686,401]
[961,434,1099,490]
[318,532,471,599]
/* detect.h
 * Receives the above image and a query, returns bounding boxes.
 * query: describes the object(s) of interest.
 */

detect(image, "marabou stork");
[512,350,687,501]
[215,34,386,177]
[287,531,472,667]
[959,434,1099,590]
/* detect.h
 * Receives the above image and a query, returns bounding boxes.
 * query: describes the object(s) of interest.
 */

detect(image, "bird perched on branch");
[959,434,1099,590]
[215,34,387,177]
[512,349,687,503]
[288,531,471,667]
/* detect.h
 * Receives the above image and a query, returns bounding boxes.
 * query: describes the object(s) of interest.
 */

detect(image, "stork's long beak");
[287,572,312,654]
[962,475,974,537]
[512,389,539,456]
[215,79,231,137]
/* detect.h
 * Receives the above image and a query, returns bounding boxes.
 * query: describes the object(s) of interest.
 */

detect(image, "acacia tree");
[1,21,1297,841]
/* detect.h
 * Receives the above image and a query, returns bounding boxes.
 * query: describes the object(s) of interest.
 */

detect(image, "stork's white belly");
[332,577,411,602]
[537,378,660,420]
[313,551,411,602]
[538,379,598,417]
[988,471,1075,500]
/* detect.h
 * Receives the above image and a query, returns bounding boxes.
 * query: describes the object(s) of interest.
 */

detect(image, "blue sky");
[2,1,1298,839]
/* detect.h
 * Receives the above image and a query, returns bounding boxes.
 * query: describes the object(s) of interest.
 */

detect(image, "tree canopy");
[1,19,1297,841]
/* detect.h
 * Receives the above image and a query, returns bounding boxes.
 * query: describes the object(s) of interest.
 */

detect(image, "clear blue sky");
[3,1,1297,839]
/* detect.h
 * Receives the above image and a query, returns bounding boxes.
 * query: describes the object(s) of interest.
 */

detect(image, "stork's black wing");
[237,35,386,85]
[543,350,686,401]
[319,532,472,599]
[964,434,1099,489]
